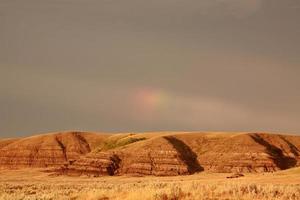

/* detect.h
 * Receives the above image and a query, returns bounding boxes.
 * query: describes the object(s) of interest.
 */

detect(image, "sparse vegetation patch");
[94,135,146,152]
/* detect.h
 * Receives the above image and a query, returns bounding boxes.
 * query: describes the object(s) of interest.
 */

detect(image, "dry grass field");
[1,131,300,199]
[1,168,300,200]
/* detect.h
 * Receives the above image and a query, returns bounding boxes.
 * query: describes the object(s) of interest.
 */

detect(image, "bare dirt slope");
[1,131,300,175]
[0,131,110,169]
[0,138,20,149]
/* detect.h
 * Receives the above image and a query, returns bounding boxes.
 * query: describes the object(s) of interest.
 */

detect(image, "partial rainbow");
[134,88,169,113]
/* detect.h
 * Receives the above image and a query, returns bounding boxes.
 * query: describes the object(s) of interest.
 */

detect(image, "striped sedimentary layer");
[57,152,120,176]
[0,132,101,169]
[1,132,300,176]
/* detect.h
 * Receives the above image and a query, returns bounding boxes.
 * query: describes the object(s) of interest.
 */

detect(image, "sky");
[1,0,300,137]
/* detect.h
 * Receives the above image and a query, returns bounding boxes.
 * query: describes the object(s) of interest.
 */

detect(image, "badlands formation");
[0,131,300,176]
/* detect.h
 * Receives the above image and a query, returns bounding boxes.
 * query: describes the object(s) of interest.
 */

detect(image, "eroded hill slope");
[0,131,109,169]
[1,132,300,176]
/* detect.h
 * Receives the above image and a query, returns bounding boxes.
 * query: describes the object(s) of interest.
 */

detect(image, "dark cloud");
[0,0,300,137]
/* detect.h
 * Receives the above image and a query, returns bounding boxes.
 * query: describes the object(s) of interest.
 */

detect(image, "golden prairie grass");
[0,169,300,200]
[1,181,299,200]
[78,182,300,200]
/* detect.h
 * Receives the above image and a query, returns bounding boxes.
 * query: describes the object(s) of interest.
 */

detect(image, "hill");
[1,131,300,176]
[0,131,109,169]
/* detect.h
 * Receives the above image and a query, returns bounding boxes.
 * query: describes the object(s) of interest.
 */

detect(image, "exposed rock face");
[55,136,195,176]
[0,132,108,169]
[199,152,280,173]
[119,136,202,176]
[57,152,120,176]
[175,133,300,173]
[120,150,189,176]
[1,131,300,176]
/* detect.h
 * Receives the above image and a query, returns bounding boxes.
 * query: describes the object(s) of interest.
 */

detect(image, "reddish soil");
[1,131,300,176]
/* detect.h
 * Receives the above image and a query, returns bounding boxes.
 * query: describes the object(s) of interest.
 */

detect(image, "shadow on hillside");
[279,136,300,156]
[164,136,203,173]
[73,132,91,152]
[250,133,297,170]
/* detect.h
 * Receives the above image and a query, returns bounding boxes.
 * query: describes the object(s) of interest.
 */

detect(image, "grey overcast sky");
[1,0,300,137]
